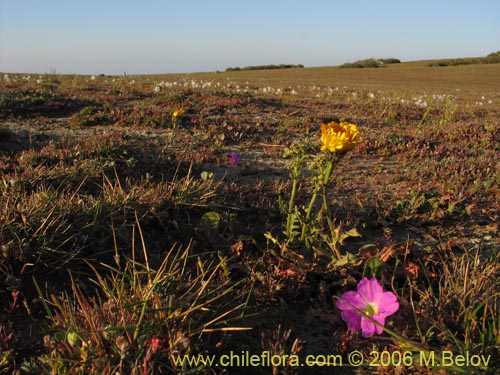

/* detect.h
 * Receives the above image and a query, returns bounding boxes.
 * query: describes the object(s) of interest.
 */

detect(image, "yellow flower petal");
[173,109,185,118]
[320,121,362,153]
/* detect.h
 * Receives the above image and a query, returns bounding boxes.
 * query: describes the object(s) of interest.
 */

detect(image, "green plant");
[31,235,248,374]
[260,325,303,375]
[417,106,432,129]
[280,142,308,242]
[271,122,362,264]
[405,247,500,373]
[392,191,462,223]
[171,109,185,129]
[70,106,108,127]
[438,97,457,125]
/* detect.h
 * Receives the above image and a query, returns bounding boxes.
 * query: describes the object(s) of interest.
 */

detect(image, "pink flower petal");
[337,278,399,337]
[360,318,376,337]
[357,277,383,302]
[341,310,361,331]
[378,291,399,316]
[336,291,365,310]
[371,314,386,334]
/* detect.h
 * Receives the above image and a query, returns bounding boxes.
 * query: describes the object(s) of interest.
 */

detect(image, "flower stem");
[322,159,342,259]
[301,184,320,242]
[321,160,334,222]
[323,160,335,192]
[286,171,299,240]
[301,158,335,243]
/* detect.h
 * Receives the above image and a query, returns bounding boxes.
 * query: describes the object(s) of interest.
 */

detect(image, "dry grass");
[146,60,500,105]
[0,61,499,374]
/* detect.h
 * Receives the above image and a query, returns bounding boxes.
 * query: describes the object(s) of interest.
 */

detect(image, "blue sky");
[1,0,499,75]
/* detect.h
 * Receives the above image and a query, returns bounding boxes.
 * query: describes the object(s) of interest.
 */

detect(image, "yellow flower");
[172,109,185,118]
[320,121,362,152]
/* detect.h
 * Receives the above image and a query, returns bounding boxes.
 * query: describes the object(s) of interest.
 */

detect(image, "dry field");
[0,61,499,374]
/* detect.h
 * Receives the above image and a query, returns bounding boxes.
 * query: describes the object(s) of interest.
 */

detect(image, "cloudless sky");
[1,0,499,75]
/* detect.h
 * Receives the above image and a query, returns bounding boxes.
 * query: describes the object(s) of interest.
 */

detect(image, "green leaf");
[337,227,361,245]
[331,252,363,267]
[344,228,361,237]
[363,256,386,278]
[200,171,214,181]
[264,232,279,245]
[67,330,80,347]
[201,211,221,232]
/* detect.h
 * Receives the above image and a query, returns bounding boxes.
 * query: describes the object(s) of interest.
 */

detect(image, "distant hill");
[428,51,500,67]
[340,58,401,68]
[225,64,304,72]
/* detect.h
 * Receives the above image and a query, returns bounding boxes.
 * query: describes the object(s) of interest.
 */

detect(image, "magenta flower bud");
[229,152,240,167]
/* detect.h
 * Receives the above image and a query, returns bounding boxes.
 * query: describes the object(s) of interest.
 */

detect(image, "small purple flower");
[229,152,240,167]
[336,277,399,337]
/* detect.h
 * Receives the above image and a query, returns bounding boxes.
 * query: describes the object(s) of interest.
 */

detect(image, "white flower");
[415,99,427,108]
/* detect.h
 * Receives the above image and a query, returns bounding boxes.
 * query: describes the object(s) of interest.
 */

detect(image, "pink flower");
[336,277,399,337]
[229,152,240,167]
[148,336,163,354]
